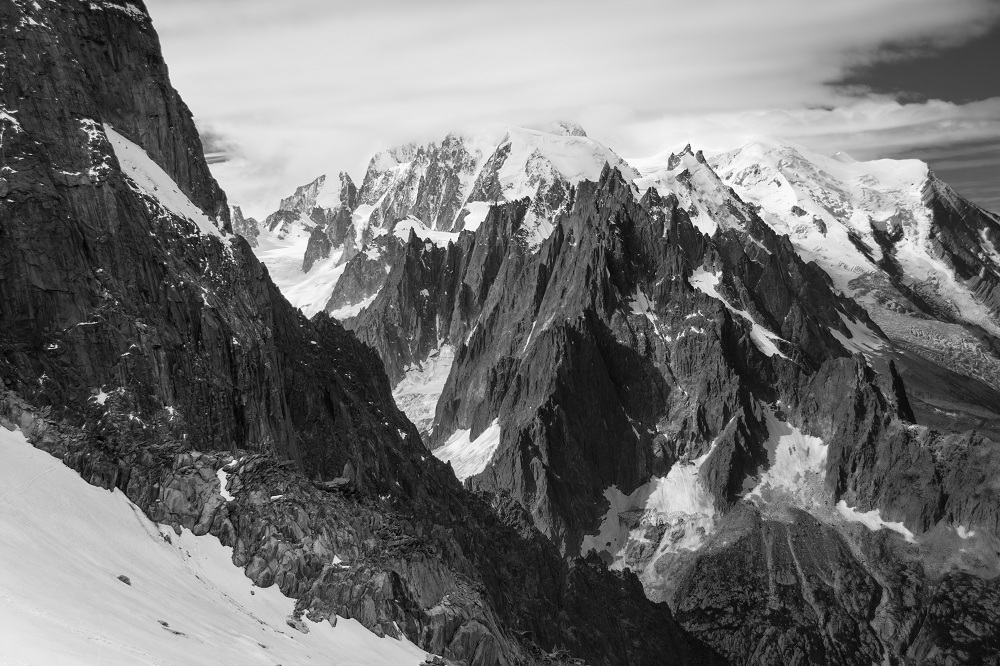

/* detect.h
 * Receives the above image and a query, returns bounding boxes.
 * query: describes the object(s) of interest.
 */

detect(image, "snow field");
[392,345,456,438]
[254,230,347,317]
[432,420,502,482]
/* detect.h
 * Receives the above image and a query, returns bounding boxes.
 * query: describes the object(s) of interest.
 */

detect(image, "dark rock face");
[338,230,475,383]
[925,176,1000,316]
[0,1,725,664]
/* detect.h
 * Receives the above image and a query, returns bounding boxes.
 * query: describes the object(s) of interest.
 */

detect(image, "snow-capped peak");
[709,139,1000,338]
[455,126,638,248]
[631,143,753,237]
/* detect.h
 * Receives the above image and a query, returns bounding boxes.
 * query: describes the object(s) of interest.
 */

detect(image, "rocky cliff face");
[0,2,725,664]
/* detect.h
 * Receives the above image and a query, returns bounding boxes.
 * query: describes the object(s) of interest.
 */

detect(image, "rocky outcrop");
[356,135,480,232]
[711,142,1000,432]
[231,205,260,247]
[301,172,357,271]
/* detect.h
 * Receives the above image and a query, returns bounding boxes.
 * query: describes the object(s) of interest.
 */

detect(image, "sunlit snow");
[104,125,224,239]
[432,420,502,482]
[459,201,492,232]
[836,500,916,543]
[710,140,1000,339]
[254,231,347,317]
[393,218,459,248]
[689,267,789,359]
[392,346,455,438]
[582,441,718,567]
[745,410,827,506]
[329,289,380,320]
[495,127,638,203]
[216,467,235,502]
[828,312,887,359]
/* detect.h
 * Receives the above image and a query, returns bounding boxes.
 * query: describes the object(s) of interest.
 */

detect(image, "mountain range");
[239,118,1000,664]
[3,1,1000,664]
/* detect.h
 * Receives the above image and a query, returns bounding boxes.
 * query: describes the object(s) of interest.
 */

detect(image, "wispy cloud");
[145,0,1000,216]
[609,98,1000,158]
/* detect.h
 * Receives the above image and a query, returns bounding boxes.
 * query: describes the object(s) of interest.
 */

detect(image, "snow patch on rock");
[582,441,718,568]
[329,288,380,321]
[957,525,977,539]
[103,124,224,240]
[216,467,235,502]
[829,312,888,359]
[392,345,456,438]
[746,410,827,506]
[433,420,502,482]
[689,267,789,359]
[460,201,492,232]
[393,217,459,248]
[836,500,916,543]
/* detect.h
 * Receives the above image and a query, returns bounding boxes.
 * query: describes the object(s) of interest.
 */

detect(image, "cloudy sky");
[145,0,1000,217]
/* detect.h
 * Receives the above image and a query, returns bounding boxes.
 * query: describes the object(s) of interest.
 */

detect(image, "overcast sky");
[145,0,1000,217]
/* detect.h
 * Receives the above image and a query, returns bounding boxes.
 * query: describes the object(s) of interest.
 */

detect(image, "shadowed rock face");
[0,2,726,664]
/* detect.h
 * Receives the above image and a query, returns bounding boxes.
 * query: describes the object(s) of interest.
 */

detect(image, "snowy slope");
[349,126,638,255]
[581,441,718,569]
[492,127,636,202]
[0,427,427,665]
[393,217,460,248]
[254,227,347,317]
[104,124,225,239]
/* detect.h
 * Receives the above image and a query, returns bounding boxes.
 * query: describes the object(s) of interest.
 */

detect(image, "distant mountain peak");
[548,120,588,137]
